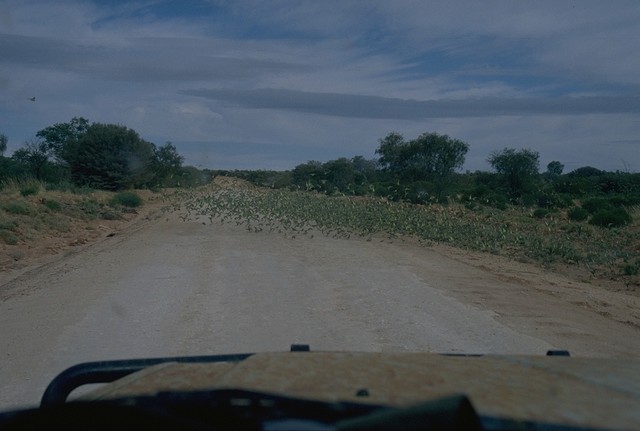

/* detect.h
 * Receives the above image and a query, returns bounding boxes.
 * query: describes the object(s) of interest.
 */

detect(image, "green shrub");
[567,206,589,222]
[0,220,19,231]
[3,201,36,216]
[520,194,537,207]
[111,191,143,208]
[623,260,640,276]
[0,229,19,245]
[100,209,122,220]
[581,197,612,214]
[536,192,570,209]
[43,199,62,211]
[78,199,104,219]
[20,185,40,196]
[609,195,640,207]
[589,207,632,228]
[532,208,549,218]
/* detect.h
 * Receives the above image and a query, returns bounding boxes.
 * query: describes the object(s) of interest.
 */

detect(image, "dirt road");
[1,207,639,411]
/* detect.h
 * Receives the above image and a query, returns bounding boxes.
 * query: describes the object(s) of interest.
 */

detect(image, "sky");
[1,0,639,173]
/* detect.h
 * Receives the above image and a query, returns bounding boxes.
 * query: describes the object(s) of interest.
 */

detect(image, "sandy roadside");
[1,192,640,411]
[2,188,639,345]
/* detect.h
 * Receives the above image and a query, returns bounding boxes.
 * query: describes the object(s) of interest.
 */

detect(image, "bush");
[0,229,18,245]
[623,260,640,276]
[567,206,589,222]
[43,199,62,211]
[20,185,40,196]
[589,208,632,228]
[609,194,640,207]
[532,208,550,219]
[0,220,18,231]
[581,197,612,214]
[536,191,570,209]
[3,201,36,216]
[111,191,143,208]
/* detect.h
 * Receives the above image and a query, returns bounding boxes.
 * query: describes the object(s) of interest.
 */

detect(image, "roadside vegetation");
[2,124,638,288]
[0,177,148,265]
[0,119,210,267]
[181,132,639,289]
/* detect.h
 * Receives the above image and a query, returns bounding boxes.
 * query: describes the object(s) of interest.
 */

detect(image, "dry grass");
[0,183,158,272]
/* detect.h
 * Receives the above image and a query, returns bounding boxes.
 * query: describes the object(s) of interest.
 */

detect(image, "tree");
[292,161,324,190]
[376,132,469,181]
[567,166,603,177]
[11,139,51,180]
[375,132,405,174]
[546,161,564,176]
[351,155,378,184]
[488,148,540,198]
[36,117,89,164]
[68,123,155,190]
[322,157,357,194]
[151,141,184,186]
[0,133,7,156]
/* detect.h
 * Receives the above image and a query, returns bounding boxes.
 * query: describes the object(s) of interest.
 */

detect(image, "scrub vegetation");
[0,178,121,254]
[2,123,638,288]
[187,132,639,288]
[172,176,639,289]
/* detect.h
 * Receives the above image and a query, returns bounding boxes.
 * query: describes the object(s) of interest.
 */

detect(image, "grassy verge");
[0,179,145,265]
[171,177,640,289]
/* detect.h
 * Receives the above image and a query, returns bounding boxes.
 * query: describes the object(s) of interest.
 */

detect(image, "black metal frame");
[40,352,253,407]
[40,346,568,408]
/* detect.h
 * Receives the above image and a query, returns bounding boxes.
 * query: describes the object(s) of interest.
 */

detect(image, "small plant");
[43,199,62,211]
[581,197,612,214]
[3,201,36,216]
[78,199,105,219]
[589,207,632,228]
[20,185,40,196]
[100,209,122,220]
[0,229,19,245]
[111,191,143,208]
[532,208,549,219]
[567,206,589,222]
[0,219,19,231]
[623,261,640,276]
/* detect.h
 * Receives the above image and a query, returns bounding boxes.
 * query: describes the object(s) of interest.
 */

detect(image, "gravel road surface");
[1,209,639,411]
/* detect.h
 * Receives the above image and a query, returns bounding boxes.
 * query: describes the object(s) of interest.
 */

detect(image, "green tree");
[351,155,378,185]
[68,123,155,190]
[292,161,324,190]
[36,117,89,164]
[546,160,564,176]
[11,139,51,180]
[322,157,357,194]
[488,148,540,198]
[0,133,7,156]
[376,132,469,181]
[151,141,184,186]
[568,166,603,177]
[375,132,405,174]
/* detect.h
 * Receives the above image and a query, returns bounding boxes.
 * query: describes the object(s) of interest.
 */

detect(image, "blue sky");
[1,0,639,172]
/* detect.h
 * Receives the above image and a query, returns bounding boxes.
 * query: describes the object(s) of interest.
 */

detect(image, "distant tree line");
[215,131,639,227]
[4,121,637,227]
[0,118,209,190]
